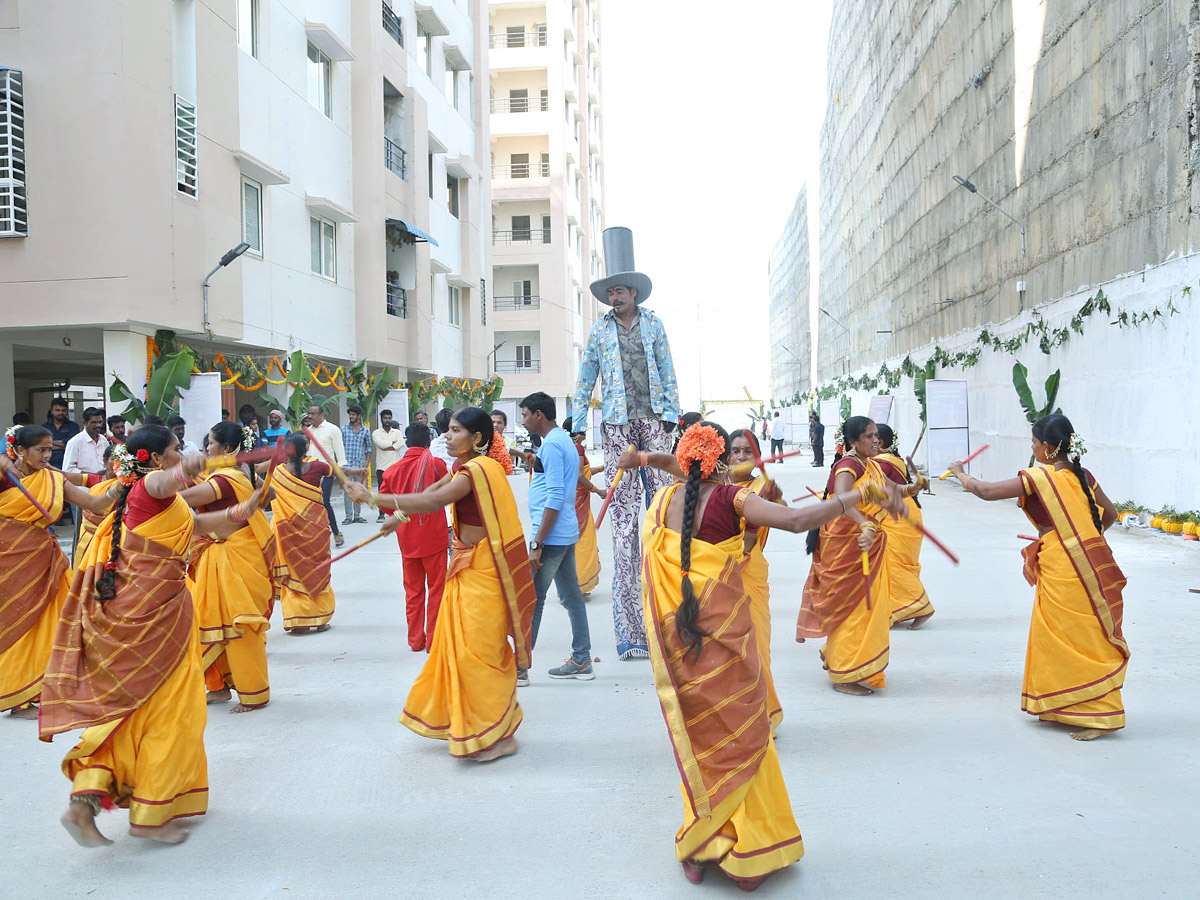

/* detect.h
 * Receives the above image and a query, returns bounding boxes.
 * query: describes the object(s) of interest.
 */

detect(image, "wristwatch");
[528,540,542,552]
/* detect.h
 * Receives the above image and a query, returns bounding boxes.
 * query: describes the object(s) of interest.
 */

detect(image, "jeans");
[813,441,824,466]
[342,474,364,520]
[530,543,591,664]
[771,438,785,457]
[320,476,340,536]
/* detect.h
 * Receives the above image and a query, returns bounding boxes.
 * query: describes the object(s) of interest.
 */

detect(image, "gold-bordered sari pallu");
[399,456,536,757]
[642,484,803,881]
[874,453,934,625]
[574,476,602,595]
[39,491,209,827]
[797,457,891,686]
[73,476,118,566]
[188,468,275,708]
[0,468,69,711]
[272,461,336,629]
[1018,466,1129,731]
[741,474,783,730]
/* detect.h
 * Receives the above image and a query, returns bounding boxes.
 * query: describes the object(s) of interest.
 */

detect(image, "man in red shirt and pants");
[380,423,449,651]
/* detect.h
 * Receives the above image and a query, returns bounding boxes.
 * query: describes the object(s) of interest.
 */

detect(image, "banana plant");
[346,360,396,427]
[1011,362,1061,424]
[107,346,198,423]
[259,350,337,429]
[912,360,936,425]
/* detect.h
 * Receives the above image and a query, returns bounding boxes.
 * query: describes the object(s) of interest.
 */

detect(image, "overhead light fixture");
[202,242,255,336]
[952,175,1026,254]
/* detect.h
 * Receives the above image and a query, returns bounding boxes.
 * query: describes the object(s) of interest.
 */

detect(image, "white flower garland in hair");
[888,431,899,451]
[1068,432,1087,458]
[4,424,20,460]
[241,427,257,452]
[110,442,138,482]
[833,425,845,447]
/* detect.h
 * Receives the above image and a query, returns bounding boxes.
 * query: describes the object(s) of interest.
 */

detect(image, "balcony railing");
[493,295,541,311]
[385,136,407,179]
[495,359,541,374]
[386,283,409,318]
[488,27,547,48]
[493,229,551,244]
[491,161,550,179]
[382,4,404,46]
[490,96,549,114]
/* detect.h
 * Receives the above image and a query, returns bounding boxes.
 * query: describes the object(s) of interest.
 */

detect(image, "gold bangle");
[369,490,380,510]
[837,496,847,514]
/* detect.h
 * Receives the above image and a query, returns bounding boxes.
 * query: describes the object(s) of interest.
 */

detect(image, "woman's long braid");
[674,460,709,661]
[94,483,131,602]
[1068,452,1103,532]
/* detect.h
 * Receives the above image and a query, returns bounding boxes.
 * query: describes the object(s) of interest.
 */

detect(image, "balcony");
[385,136,407,179]
[491,95,549,114]
[382,4,404,47]
[493,228,551,244]
[494,294,541,311]
[495,359,541,374]
[488,27,547,48]
[491,161,550,179]
[386,283,409,318]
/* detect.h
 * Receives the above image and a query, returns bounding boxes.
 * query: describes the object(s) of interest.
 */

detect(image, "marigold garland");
[676,424,726,479]
[488,432,514,474]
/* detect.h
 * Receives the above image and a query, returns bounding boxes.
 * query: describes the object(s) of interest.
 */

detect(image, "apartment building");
[487,0,605,417]
[0,0,489,423]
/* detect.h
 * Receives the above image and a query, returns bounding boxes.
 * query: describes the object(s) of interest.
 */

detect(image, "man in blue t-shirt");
[520,391,593,684]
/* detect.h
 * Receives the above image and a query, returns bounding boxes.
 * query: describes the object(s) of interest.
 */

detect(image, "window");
[506,25,524,48]
[540,152,550,177]
[444,67,459,107]
[576,291,582,314]
[540,88,549,111]
[508,88,528,113]
[417,24,432,77]
[237,0,258,57]
[174,94,198,197]
[510,152,529,178]
[0,67,27,237]
[512,280,533,304]
[480,278,487,326]
[542,214,551,242]
[241,177,262,253]
[306,42,332,118]
[448,286,461,326]
[427,153,434,198]
[516,345,532,369]
[309,216,336,279]
[447,175,459,218]
[511,215,531,241]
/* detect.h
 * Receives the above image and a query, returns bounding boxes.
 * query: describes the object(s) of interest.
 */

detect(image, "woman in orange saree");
[1,425,118,719]
[797,416,893,695]
[640,422,904,889]
[565,417,604,596]
[182,422,276,712]
[347,407,536,763]
[39,425,250,846]
[950,413,1125,741]
[270,433,336,634]
[872,424,934,628]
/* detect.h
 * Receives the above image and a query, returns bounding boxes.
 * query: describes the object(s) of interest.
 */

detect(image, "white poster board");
[177,372,222,447]
[378,390,410,430]
[494,399,518,439]
[868,395,894,426]
[784,405,806,444]
[925,379,970,476]
[819,401,840,436]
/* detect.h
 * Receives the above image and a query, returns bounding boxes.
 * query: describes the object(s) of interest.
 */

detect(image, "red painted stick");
[4,470,54,522]
[792,485,823,503]
[331,529,390,563]
[1018,533,1039,542]
[256,435,290,499]
[302,425,350,485]
[903,515,960,565]
[939,443,991,480]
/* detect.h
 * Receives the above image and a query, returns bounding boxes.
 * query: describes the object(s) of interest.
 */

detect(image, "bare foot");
[472,736,519,762]
[130,822,188,844]
[229,701,266,714]
[1070,728,1115,741]
[314,624,331,633]
[908,611,935,629]
[205,689,232,705]
[833,681,875,696]
[61,800,113,848]
[682,860,706,884]
[9,704,38,719]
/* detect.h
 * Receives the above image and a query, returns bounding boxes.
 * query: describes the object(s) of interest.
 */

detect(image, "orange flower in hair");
[489,432,514,475]
[676,424,726,479]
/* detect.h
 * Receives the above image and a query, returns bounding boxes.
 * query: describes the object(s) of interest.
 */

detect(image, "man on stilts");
[572,227,681,660]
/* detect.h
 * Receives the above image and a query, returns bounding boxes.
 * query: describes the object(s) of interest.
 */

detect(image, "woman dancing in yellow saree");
[348,407,536,763]
[950,413,1125,740]
[1,425,118,719]
[640,422,904,889]
[797,416,893,695]
[71,445,119,566]
[271,433,336,634]
[182,421,276,712]
[39,425,254,846]
[565,417,604,596]
[872,424,934,628]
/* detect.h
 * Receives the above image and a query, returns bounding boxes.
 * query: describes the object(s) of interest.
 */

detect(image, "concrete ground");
[4,458,1199,899]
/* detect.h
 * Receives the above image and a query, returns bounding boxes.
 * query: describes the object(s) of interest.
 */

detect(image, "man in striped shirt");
[340,405,372,524]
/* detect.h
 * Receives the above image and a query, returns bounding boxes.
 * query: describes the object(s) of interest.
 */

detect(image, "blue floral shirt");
[572,308,681,426]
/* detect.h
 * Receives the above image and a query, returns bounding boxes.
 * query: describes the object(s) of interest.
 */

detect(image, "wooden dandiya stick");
[910,421,928,456]
[939,443,991,480]
[3,470,54,523]
[595,444,634,529]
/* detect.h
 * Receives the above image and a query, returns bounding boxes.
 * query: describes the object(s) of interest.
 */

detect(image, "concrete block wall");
[769,189,811,399]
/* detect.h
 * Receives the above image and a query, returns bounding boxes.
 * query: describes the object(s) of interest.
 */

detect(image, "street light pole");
[953,176,1026,254]
[486,340,507,377]
[202,241,252,337]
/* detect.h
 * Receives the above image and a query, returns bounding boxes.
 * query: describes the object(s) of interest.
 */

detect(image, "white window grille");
[0,67,26,237]
[306,42,332,118]
[175,94,198,196]
[448,285,461,326]
[237,0,258,57]
[241,177,262,253]
[309,215,336,279]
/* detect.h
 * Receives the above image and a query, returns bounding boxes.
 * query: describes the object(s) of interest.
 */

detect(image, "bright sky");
[600,0,833,412]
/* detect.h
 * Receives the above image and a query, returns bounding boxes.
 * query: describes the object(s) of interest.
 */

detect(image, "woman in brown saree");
[270,433,336,634]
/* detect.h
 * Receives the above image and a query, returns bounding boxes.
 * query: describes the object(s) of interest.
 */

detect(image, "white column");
[0,340,14,419]
[103,329,150,412]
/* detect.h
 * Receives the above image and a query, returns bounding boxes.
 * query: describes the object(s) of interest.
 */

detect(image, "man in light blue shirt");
[521,391,593,684]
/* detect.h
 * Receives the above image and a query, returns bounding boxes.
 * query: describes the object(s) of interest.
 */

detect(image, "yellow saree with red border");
[574,479,602,595]
[188,468,275,707]
[1018,466,1129,730]
[40,491,208,827]
[0,468,69,711]
[642,484,803,881]
[741,474,783,730]
[797,458,891,686]
[272,462,336,629]
[400,456,536,757]
[73,476,118,566]
[875,453,934,625]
